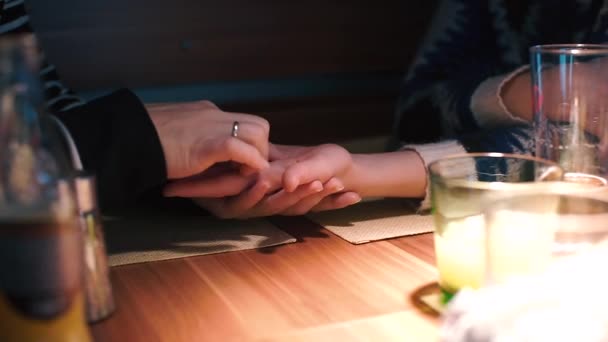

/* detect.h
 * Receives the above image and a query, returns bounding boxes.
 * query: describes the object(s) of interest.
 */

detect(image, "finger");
[228,115,270,159]
[228,112,270,135]
[221,180,272,219]
[251,158,291,194]
[203,137,270,173]
[164,172,253,197]
[239,165,259,176]
[283,156,333,192]
[203,163,284,218]
[311,192,361,212]
[253,180,324,217]
[268,143,285,161]
[192,180,270,219]
[198,162,240,178]
[280,178,344,216]
[268,144,307,161]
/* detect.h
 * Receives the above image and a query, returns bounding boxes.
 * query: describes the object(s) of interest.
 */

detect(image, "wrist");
[340,154,359,193]
[343,151,426,198]
[145,104,172,174]
[501,70,533,122]
[146,104,167,137]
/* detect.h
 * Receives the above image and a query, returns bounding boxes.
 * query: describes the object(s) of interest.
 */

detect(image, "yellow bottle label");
[0,292,91,342]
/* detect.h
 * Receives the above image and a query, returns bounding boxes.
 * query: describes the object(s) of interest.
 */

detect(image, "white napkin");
[440,242,608,342]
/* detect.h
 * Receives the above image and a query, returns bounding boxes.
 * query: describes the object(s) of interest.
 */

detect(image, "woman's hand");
[270,144,362,214]
[192,157,354,219]
[270,143,353,191]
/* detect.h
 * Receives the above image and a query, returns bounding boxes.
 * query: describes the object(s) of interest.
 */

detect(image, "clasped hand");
[165,143,361,218]
[147,100,360,218]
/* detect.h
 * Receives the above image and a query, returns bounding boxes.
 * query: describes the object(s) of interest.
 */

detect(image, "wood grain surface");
[90,216,440,341]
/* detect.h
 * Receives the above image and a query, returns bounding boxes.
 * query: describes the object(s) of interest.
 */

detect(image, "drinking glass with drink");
[428,153,564,303]
[532,44,608,186]
[484,192,608,286]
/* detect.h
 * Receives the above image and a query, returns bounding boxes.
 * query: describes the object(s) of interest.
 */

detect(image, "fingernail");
[349,195,362,205]
[312,181,323,192]
[334,185,345,192]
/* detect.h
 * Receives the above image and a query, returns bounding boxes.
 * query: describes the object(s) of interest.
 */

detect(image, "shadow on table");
[266,215,331,243]
[307,198,425,227]
[102,207,297,263]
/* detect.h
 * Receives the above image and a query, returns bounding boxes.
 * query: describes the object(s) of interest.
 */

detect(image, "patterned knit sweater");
[393,0,608,158]
[6,0,608,172]
[0,0,83,113]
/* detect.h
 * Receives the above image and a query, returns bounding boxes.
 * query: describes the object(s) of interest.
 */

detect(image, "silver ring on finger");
[231,121,239,138]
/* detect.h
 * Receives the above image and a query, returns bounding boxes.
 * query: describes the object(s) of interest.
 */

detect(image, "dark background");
[28,0,437,144]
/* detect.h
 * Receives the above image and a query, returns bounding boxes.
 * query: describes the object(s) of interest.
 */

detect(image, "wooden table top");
[90,215,441,342]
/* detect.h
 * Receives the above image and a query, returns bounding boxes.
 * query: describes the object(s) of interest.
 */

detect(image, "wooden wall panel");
[222,95,396,145]
[26,1,437,143]
[28,0,436,90]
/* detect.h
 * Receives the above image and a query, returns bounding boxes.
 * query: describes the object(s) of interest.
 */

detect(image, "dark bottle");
[0,34,92,342]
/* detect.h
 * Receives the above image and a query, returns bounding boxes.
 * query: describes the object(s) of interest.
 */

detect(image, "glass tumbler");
[429,153,564,303]
[531,44,608,184]
[484,193,608,285]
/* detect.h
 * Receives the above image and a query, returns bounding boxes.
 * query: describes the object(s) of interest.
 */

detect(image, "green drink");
[434,214,485,302]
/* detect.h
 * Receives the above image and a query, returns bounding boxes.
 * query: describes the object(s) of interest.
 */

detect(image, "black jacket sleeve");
[53,89,167,213]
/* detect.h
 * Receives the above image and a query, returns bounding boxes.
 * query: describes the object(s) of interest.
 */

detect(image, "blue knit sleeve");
[458,124,534,155]
[391,0,520,148]
[0,0,85,113]
[391,0,600,157]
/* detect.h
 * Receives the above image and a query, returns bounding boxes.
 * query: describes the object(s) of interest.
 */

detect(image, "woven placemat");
[307,199,434,244]
[103,215,296,266]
